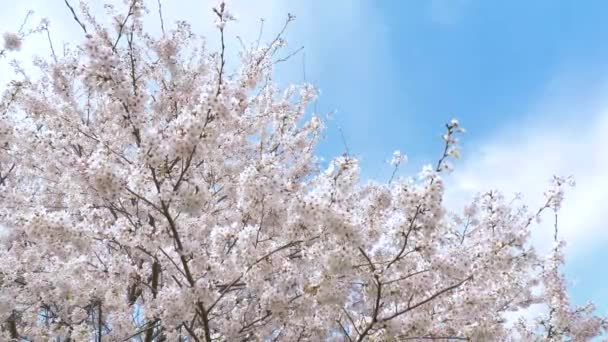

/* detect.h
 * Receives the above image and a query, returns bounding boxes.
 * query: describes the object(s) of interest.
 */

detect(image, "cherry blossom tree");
[0,1,606,341]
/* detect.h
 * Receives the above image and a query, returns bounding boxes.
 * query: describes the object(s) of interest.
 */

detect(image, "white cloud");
[439,71,608,324]
[444,76,608,259]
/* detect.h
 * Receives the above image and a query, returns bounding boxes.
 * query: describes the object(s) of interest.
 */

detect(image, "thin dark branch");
[0,163,16,186]
[159,247,188,281]
[157,0,166,35]
[122,319,159,341]
[274,46,304,64]
[238,310,272,333]
[18,10,34,33]
[383,269,429,285]
[196,302,213,342]
[380,275,473,322]
[384,205,422,272]
[343,309,361,337]
[358,247,376,273]
[208,275,243,312]
[182,323,201,342]
[97,302,103,342]
[255,18,265,50]
[212,3,226,95]
[255,13,295,67]
[337,125,351,157]
[337,320,353,342]
[112,0,138,51]
[63,0,87,33]
[42,27,58,63]
[356,275,382,342]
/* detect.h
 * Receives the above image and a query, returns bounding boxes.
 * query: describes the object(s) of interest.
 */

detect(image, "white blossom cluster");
[390,150,405,166]
[0,1,606,341]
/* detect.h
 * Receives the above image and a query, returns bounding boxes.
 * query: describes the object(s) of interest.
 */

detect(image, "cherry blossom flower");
[0,1,604,341]
[2,32,21,51]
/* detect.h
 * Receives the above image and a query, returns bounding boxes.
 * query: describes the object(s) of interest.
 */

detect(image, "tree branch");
[63,0,87,34]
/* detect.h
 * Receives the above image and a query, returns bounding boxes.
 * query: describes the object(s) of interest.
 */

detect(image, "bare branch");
[157,0,166,35]
[63,0,87,34]
[380,275,473,322]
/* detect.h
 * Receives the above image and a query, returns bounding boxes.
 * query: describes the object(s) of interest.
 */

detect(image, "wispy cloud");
[444,73,608,258]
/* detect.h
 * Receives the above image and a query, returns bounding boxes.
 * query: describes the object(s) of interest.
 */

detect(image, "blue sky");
[280,0,608,170]
[271,0,608,316]
[1,0,606,319]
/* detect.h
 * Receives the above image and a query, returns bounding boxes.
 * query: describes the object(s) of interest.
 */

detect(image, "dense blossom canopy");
[0,1,606,341]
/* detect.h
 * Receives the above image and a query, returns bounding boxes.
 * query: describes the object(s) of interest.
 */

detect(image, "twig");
[338,125,351,157]
[337,320,354,342]
[18,10,34,33]
[255,18,265,50]
[274,46,304,64]
[42,26,58,63]
[157,0,166,35]
[255,13,295,67]
[380,275,473,322]
[112,0,138,51]
[63,0,87,34]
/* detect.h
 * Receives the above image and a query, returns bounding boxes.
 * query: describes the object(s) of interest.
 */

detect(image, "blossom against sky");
[1,0,607,316]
